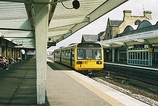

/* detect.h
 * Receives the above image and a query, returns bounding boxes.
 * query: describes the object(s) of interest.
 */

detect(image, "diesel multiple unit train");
[54,42,104,73]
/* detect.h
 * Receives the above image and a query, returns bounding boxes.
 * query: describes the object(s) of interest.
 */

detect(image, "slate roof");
[81,34,98,42]
[109,20,123,26]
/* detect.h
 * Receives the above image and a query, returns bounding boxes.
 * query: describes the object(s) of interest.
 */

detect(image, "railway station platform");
[0,58,150,106]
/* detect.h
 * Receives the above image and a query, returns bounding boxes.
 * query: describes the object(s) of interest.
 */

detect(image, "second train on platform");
[54,42,104,72]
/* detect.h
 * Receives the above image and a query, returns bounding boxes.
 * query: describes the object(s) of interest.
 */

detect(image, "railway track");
[47,61,71,70]
[104,62,158,86]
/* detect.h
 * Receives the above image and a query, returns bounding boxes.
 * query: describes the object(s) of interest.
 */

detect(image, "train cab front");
[74,42,104,72]
[75,59,104,71]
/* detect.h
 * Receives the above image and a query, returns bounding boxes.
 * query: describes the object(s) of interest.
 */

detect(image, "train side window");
[66,50,70,57]
[72,50,74,57]
[62,50,65,57]
[67,51,70,57]
[94,49,101,59]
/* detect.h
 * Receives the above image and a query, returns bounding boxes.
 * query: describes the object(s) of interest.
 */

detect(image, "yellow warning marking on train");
[63,71,125,106]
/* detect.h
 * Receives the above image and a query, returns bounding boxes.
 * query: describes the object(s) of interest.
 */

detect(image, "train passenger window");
[71,50,74,57]
[94,49,101,59]
[67,51,70,57]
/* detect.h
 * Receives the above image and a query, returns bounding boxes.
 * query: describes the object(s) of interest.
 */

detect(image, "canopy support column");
[34,3,49,104]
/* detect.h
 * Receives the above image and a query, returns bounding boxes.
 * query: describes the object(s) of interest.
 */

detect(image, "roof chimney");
[143,11,152,20]
[123,10,132,18]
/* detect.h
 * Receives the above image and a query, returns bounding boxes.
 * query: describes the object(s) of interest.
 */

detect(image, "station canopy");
[0,0,127,48]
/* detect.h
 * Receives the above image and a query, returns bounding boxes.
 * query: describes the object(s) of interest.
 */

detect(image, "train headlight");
[96,61,102,64]
[76,61,83,64]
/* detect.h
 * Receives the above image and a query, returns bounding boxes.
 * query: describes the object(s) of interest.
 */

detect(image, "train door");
[59,50,62,63]
[70,49,72,67]
[71,49,75,68]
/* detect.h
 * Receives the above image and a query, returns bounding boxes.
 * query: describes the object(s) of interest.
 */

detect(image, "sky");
[47,0,158,52]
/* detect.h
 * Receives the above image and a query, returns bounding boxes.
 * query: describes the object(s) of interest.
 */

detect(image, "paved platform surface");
[0,58,37,106]
[0,58,150,106]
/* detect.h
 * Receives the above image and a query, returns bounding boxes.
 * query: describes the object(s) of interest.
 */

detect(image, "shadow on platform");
[0,58,50,106]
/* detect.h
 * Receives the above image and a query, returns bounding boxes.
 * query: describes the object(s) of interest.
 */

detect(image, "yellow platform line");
[63,71,125,106]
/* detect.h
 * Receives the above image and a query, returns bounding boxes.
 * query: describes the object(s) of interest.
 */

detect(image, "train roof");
[54,42,102,51]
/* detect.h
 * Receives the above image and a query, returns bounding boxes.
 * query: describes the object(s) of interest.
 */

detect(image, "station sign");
[47,42,56,48]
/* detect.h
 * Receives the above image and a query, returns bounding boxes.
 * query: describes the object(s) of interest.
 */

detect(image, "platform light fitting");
[61,0,80,9]
[72,0,80,9]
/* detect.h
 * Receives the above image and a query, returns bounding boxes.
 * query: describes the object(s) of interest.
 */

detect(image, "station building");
[0,36,35,63]
[82,10,158,66]
[0,37,22,62]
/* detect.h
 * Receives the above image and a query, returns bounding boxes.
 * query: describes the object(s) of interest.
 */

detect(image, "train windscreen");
[77,49,101,59]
